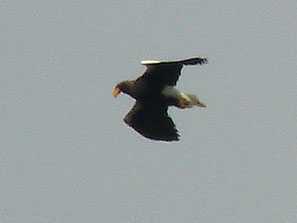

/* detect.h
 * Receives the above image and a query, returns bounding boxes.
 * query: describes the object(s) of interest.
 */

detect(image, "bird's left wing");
[136,57,207,92]
[123,101,179,141]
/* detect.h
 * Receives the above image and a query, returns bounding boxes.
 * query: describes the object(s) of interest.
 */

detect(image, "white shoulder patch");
[141,60,161,65]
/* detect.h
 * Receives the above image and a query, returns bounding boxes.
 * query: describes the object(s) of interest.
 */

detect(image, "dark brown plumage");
[113,57,208,141]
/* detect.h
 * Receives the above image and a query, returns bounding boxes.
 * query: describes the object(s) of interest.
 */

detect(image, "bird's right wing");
[124,101,179,141]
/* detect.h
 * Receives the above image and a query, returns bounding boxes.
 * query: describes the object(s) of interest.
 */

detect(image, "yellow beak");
[112,87,121,98]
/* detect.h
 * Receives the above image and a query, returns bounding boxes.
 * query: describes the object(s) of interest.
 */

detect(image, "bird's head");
[112,81,135,98]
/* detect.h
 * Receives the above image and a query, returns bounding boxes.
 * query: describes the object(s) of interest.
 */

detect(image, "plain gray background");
[1,1,297,222]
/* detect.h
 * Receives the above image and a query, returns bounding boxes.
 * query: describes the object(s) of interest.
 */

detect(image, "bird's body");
[113,57,208,141]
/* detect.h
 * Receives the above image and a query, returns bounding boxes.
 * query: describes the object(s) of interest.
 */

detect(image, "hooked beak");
[112,87,121,98]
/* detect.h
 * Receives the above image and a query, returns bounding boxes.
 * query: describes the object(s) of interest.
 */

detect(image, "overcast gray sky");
[1,1,297,222]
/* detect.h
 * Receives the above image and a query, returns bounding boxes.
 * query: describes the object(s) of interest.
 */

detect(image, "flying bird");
[112,57,208,141]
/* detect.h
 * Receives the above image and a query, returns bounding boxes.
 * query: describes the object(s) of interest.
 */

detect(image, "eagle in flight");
[113,57,208,141]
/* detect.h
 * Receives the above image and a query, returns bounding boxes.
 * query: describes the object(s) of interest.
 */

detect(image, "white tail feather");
[162,86,206,108]
[186,94,206,107]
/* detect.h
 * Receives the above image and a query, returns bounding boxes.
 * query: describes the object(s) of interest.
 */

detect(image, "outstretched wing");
[124,101,179,141]
[136,57,207,92]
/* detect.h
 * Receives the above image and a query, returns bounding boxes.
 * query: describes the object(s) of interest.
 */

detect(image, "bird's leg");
[176,101,190,109]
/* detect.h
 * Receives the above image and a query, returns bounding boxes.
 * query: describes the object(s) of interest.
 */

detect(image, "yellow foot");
[177,101,190,109]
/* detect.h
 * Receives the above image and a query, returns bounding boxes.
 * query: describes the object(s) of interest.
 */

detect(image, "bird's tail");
[180,57,208,65]
[185,93,206,108]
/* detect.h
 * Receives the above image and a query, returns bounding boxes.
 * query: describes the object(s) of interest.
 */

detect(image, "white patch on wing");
[141,60,161,65]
